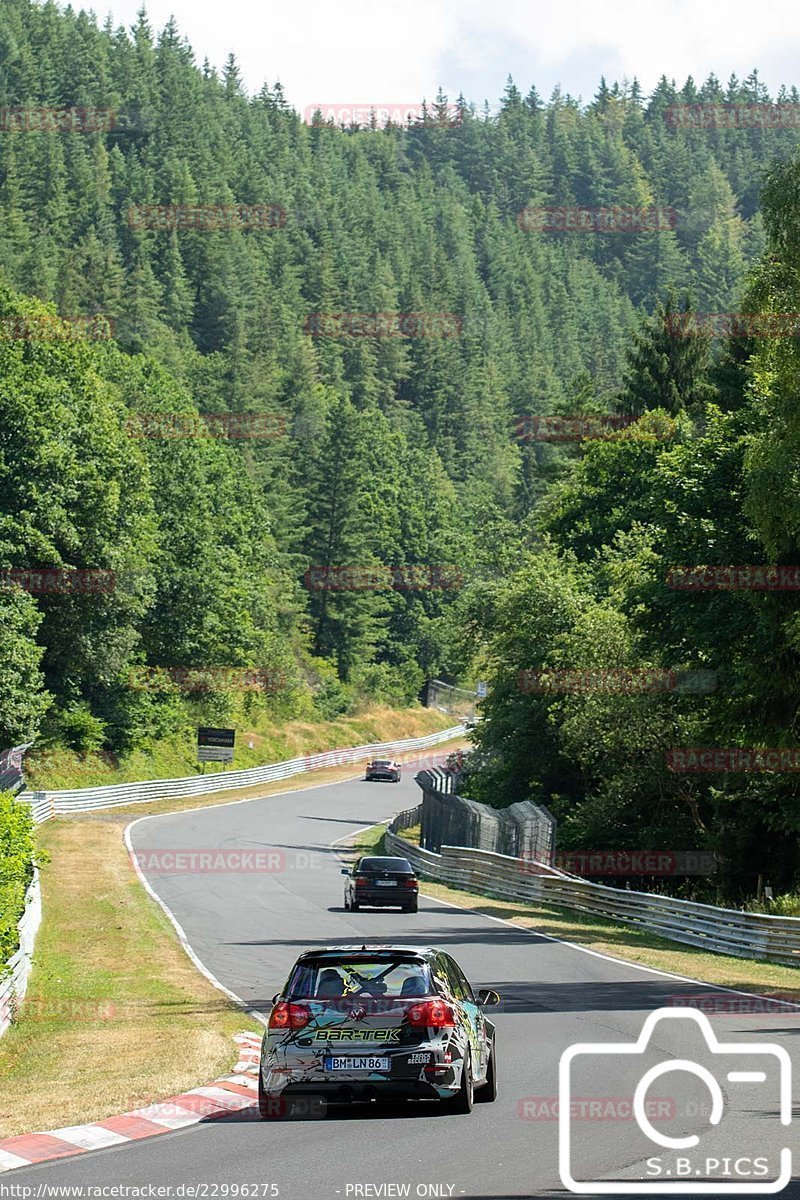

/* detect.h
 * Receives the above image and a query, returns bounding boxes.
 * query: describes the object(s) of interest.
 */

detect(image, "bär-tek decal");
[313,1028,401,1042]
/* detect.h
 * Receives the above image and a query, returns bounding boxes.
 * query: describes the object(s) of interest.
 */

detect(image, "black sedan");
[342,855,419,912]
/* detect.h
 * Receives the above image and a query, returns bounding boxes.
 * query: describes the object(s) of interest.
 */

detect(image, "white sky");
[85,0,800,112]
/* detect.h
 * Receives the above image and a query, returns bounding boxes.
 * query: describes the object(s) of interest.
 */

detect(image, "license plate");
[324,1056,390,1071]
[375,880,397,887]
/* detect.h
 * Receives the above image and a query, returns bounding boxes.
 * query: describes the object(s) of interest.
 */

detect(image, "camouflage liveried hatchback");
[259,945,500,1118]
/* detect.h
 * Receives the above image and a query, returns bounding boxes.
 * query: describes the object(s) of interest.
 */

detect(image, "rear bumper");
[353,889,416,905]
[279,1079,444,1102]
[365,773,400,781]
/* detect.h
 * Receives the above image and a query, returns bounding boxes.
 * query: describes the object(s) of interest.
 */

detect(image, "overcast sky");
[86,0,799,113]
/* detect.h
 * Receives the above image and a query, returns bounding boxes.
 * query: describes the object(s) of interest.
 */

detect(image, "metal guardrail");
[385,827,800,967]
[416,767,556,861]
[20,726,466,824]
[0,870,41,1039]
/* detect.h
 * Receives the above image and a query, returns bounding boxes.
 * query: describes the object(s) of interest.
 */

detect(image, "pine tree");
[616,296,715,417]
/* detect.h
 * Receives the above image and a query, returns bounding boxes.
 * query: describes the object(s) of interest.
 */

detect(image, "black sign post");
[197,727,235,766]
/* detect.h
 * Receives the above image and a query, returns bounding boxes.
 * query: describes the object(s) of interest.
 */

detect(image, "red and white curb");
[0,1032,261,1173]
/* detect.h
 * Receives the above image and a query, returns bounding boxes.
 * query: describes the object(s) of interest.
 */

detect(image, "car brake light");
[269,1001,311,1031]
[401,878,417,887]
[406,998,455,1029]
[355,876,369,886]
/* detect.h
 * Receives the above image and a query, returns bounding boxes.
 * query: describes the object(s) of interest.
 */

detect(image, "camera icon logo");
[559,1007,792,1194]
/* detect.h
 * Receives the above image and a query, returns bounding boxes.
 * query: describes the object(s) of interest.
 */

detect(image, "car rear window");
[359,857,413,872]
[370,759,393,767]
[286,958,431,1000]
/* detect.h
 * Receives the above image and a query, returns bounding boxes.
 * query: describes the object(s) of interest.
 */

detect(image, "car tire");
[475,1041,497,1103]
[351,901,360,911]
[344,894,351,911]
[259,1081,286,1120]
[404,899,418,913]
[443,1056,473,1114]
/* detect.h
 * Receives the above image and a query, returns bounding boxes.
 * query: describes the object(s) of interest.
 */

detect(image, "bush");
[352,660,424,707]
[0,791,37,964]
[49,705,107,753]
[306,659,355,720]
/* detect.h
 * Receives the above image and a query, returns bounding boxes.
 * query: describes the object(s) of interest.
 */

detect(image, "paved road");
[12,771,800,1198]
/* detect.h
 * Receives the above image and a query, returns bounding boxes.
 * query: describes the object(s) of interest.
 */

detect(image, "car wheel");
[344,893,351,911]
[443,1056,473,1114]
[351,901,360,911]
[404,899,418,913]
[475,1041,497,1103]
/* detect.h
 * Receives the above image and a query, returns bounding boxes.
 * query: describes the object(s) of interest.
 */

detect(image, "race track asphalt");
[11,770,800,1198]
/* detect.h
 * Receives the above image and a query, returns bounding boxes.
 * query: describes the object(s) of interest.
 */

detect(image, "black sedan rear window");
[359,857,413,872]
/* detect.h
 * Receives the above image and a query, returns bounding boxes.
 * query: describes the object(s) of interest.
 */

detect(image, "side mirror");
[271,993,281,1004]
[477,989,501,1007]
[341,867,351,875]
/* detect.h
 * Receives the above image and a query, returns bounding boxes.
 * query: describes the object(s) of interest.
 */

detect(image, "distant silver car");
[365,758,401,782]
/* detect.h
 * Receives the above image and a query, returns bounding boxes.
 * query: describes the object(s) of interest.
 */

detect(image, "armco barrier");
[20,726,465,824]
[384,829,800,967]
[0,869,41,1038]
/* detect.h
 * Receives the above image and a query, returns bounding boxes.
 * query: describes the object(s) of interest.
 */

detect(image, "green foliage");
[0,791,36,964]
[0,592,48,745]
[46,705,106,754]
[456,151,800,901]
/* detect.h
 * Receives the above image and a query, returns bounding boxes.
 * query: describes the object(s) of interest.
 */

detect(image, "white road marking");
[0,1150,35,1171]
[47,1125,131,1150]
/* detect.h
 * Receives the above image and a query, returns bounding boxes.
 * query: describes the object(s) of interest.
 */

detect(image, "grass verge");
[369,828,800,1002]
[0,736,467,1139]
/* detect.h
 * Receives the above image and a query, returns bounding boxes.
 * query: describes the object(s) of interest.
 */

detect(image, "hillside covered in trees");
[2,1,800,895]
